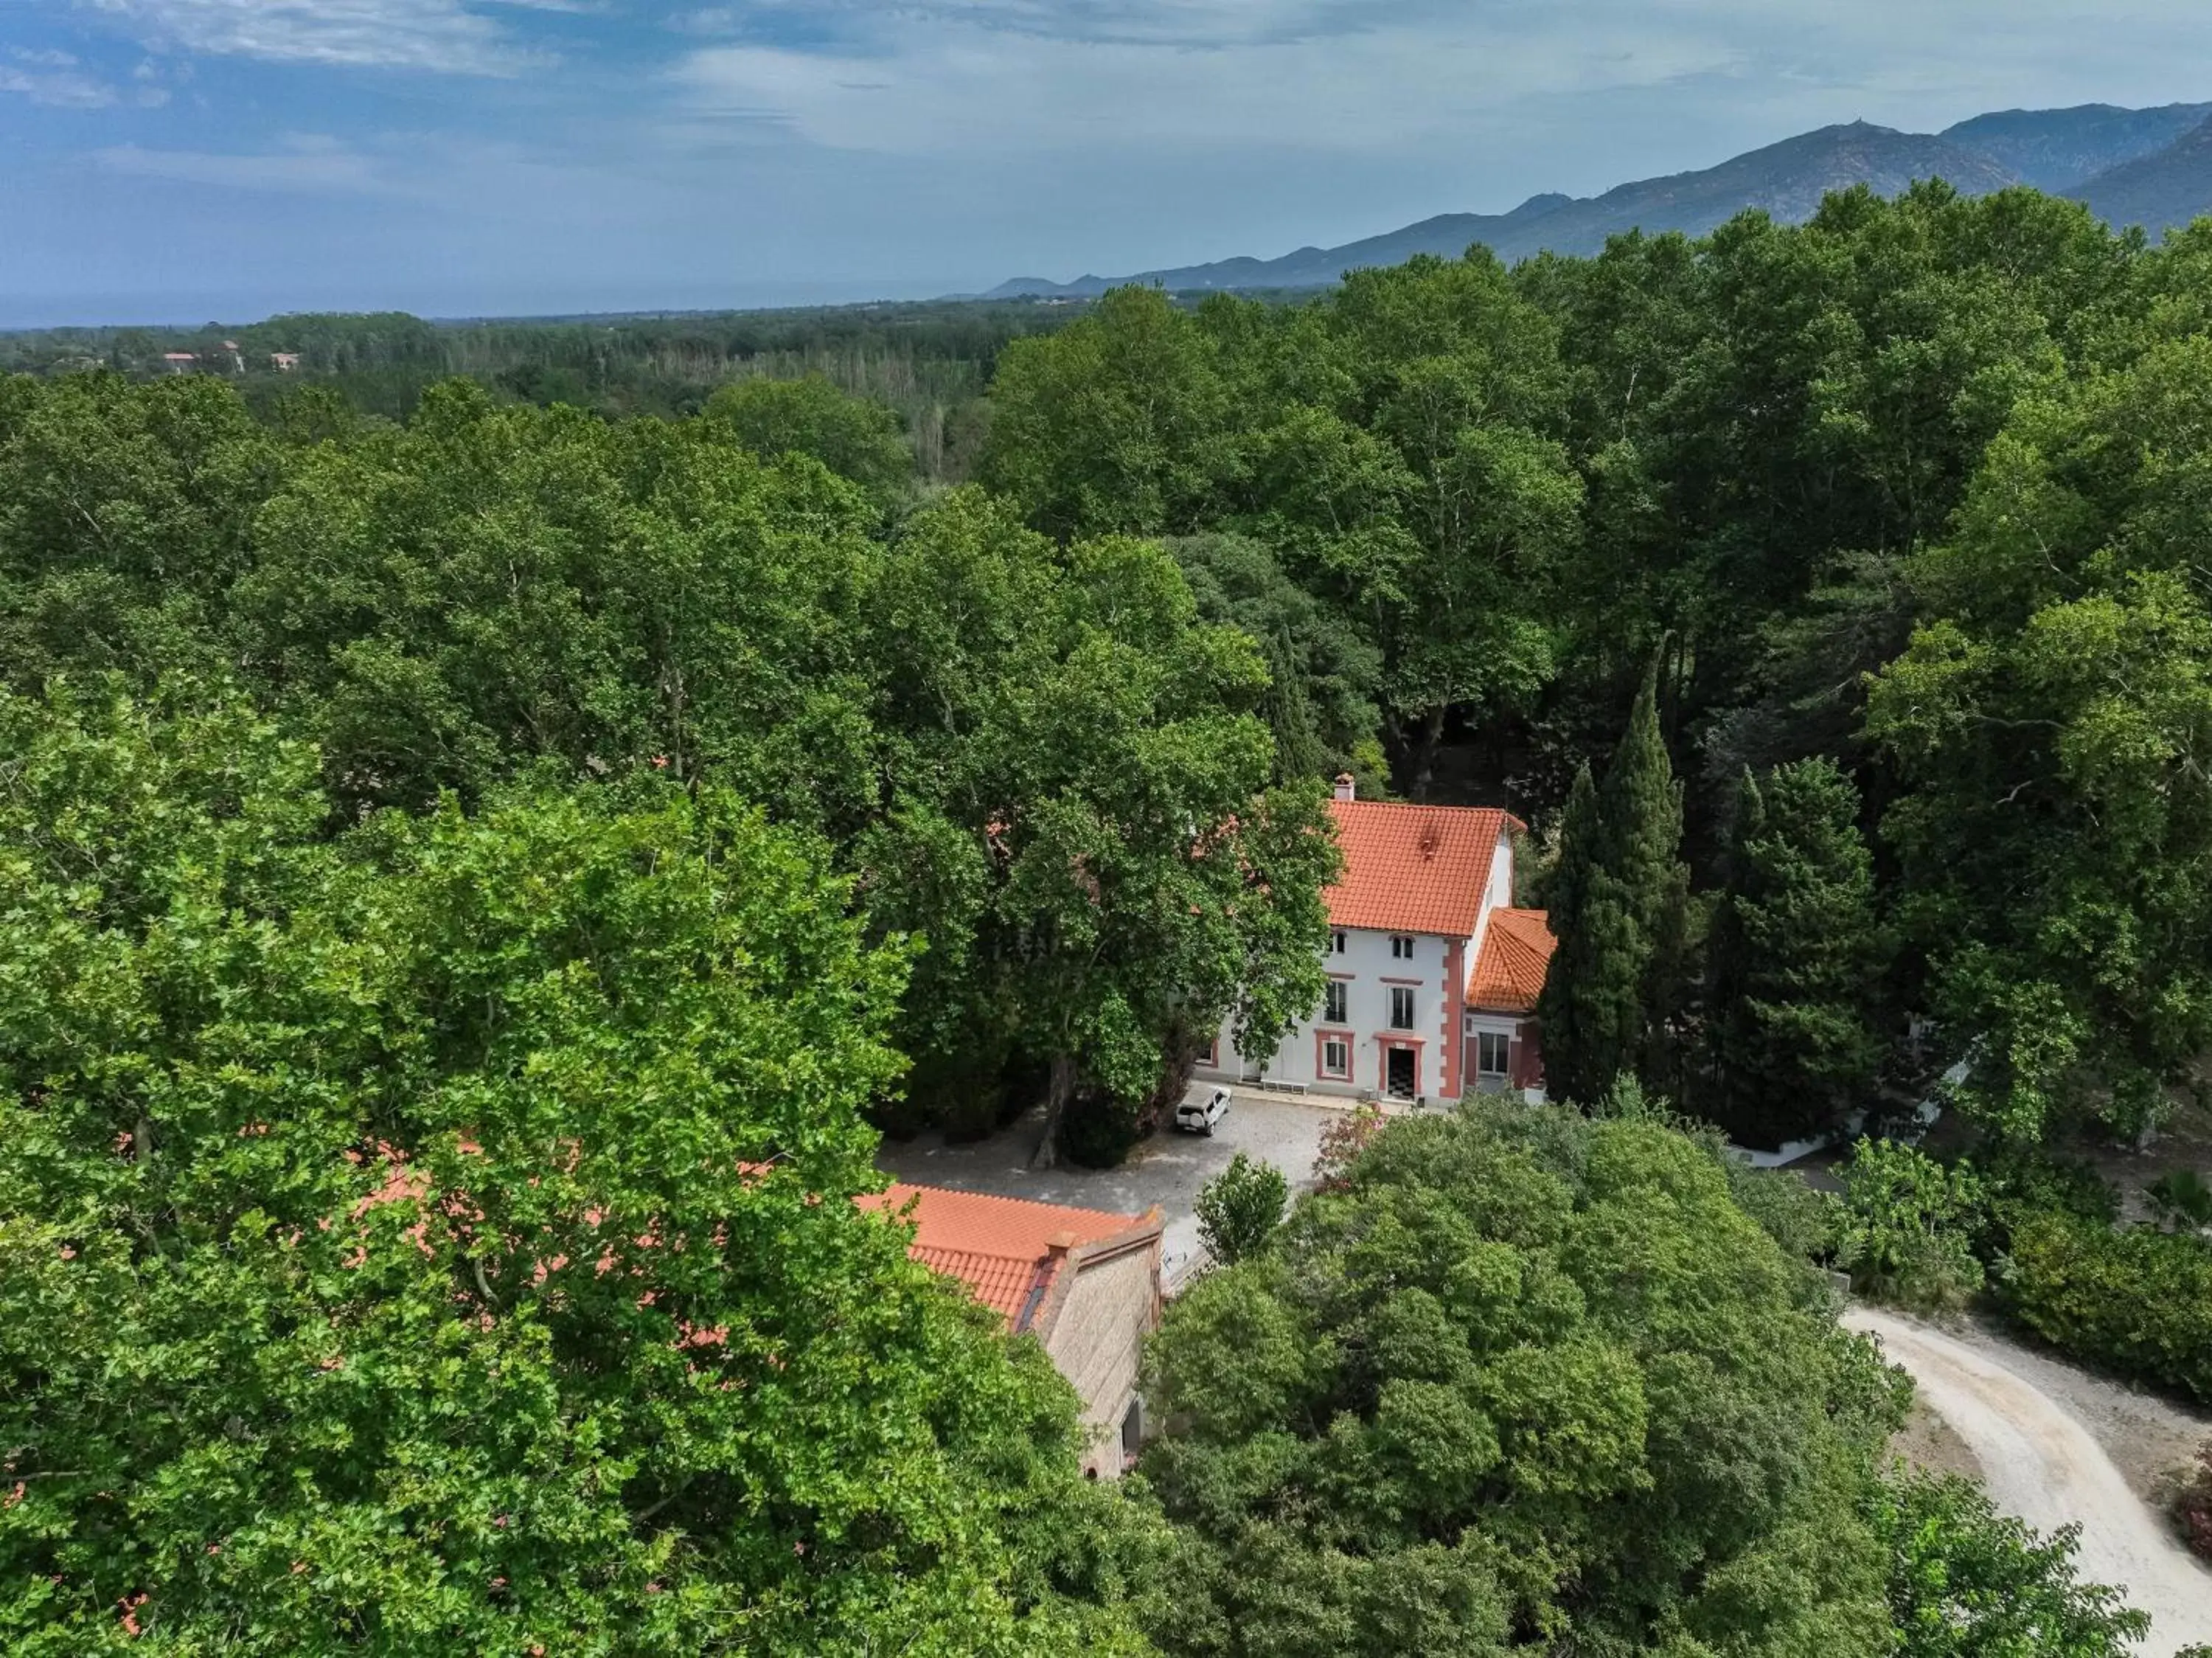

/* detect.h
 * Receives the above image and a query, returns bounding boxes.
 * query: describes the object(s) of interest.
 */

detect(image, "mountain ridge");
[2074,111,2212,235]
[985,101,2212,300]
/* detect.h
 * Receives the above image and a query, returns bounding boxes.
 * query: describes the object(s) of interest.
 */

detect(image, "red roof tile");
[902,1245,1049,1326]
[1325,799,1517,937]
[858,1183,1147,1331]
[1467,908,1556,1013]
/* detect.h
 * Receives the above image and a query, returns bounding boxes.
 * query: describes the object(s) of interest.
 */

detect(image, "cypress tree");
[1601,655,1691,1087]
[1537,762,1644,1105]
[1706,757,1885,1146]
[1704,768,1768,1072]
[1538,654,1691,1106]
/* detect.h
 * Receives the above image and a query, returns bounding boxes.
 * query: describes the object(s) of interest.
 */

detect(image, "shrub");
[1057,1081,1150,1168]
[1729,1162,1854,1272]
[1971,1141,2118,1269]
[1977,1142,2118,1230]
[1837,1140,1987,1311]
[1193,1152,1290,1266]
[1310,1102,1385,1193]
[2003,1208,2212,1405]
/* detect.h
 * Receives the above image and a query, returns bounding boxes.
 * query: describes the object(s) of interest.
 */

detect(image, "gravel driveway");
[876,1089,1347,1286]
[1848,1307,2212,1654]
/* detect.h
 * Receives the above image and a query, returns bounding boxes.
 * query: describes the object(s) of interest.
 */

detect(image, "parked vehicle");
[1175,1086,1232,1136]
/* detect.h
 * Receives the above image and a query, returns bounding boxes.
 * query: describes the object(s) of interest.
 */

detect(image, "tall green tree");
[1536,762,1643,1105]
[702,373,915,503]
[1601,654,1691,1083]
[233,381,886,825]
[982,285,1234,539]
[0,685,1155,1656]
[1707,759,1886,1146]
[981,259,1580,796]
[1867,334,2212,1141]
[1166,531,1385,788]
[1538,662,1689,1103]
[1301,254,1582,794]
[856,491,1340,1164]
[0,370,282,694]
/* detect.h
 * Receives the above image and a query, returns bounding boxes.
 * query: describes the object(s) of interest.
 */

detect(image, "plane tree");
[0,684,1156,1656]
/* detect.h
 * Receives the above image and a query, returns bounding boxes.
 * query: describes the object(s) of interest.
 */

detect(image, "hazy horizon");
[6,1,2212,329]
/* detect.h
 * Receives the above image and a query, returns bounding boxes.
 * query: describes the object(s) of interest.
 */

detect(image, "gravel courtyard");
[875,1088,1353,1286]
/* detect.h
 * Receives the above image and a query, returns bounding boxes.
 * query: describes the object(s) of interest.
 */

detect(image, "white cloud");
[94,133,401,192]
[671,13,1748,158]
[1,63,120,106]
[85,0,549,74]
[667,0,2212,175]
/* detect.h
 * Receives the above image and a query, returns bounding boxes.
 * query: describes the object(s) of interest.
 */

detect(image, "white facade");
[1197,825,1517,1103]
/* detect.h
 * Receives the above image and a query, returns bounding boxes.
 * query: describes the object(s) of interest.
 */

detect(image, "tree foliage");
[2002,1207,2212,1405]
[0,378,1332,1161]
[702,372,916,502]
[1866,333,2212,1141]
[1534,763,1638,1106]
[1537,663,1689,1105]
[1875,1470,2149,1658]
[0,685,1158,1656]
[1836,1141,1988,1312]
[1193,1152,1290,1267]
[1135,1097,1908,1657]
[1707,759,1886,1147]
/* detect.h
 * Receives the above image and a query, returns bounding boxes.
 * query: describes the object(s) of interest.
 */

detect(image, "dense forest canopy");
[6,173,2209,1653]
[7,178,2211,1150]
[978,182,2212,1147]
[0,298,1088,479]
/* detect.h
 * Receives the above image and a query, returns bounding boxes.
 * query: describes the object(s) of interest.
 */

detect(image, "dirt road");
[1847,1307,2212,1654]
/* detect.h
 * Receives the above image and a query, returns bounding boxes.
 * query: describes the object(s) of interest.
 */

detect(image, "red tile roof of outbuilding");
[858,1183,1152,1331]
[1324,799,1517,937]
[1467,908,1557,1013]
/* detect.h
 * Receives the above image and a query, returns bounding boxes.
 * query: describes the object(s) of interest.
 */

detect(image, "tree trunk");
[1029,1050,1077,1170]
[1410,704,1448,801]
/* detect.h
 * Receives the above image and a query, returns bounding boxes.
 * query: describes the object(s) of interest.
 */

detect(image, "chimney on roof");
[1333,774,1356,802]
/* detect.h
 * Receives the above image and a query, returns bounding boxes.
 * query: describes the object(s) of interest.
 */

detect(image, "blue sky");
[3,1,2209,325]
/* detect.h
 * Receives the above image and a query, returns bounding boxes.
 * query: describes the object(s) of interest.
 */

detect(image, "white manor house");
[1196,777,1555,1105]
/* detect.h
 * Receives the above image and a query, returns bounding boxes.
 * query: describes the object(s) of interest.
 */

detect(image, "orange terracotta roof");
[1325,799,1517,937]
[901,1244,1051,1326]
[1467,908,1556,1013]
[858,1183,1148,1331]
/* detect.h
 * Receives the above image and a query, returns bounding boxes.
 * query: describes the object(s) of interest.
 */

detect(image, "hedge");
[2004,1208,2212,1406]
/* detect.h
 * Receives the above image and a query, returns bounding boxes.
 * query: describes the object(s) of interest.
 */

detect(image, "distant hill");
[1941,101,2211,192]
[987,102,2212,300]
[987,194,1580,299]
[2073,111,2212,235]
